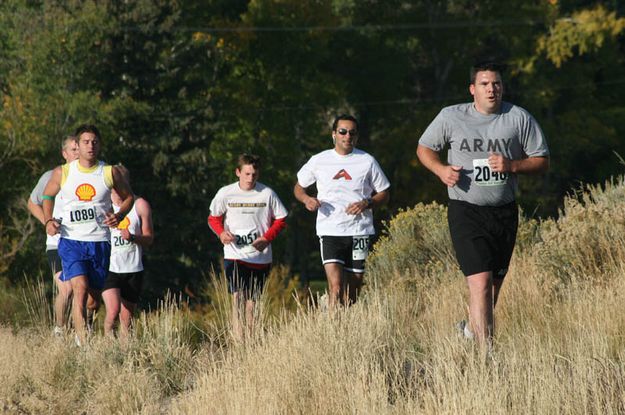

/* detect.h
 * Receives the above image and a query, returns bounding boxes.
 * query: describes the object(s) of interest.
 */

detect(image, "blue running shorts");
[58,238,111,290]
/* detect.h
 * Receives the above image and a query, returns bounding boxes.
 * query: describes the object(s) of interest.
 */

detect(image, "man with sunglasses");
[294,114,390,307]
[417,61,549,349]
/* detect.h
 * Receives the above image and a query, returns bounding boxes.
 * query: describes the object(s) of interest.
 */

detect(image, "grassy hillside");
[3,179,625,414]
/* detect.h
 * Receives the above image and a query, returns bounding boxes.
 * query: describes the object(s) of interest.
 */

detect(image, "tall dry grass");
[2,178,625,413]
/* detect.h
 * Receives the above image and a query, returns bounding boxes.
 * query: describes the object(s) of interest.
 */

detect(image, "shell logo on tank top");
[75,183,96,201]
[332,169,352,180]
[117,216,130,230]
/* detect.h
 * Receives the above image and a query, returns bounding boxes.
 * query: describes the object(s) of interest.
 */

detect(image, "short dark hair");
[237,153,261,170]
[332,114,359,131]
[470,61,506,84]
[74,124,101,141]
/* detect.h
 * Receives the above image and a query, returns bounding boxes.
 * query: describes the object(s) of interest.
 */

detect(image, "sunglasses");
[336,128,358,136]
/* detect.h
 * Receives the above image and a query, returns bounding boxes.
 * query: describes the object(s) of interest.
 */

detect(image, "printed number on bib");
[113,235,133,248]
[234,229,259,255]
[69,206,97,223]
[352,236,369,261]
[473,159,508,186]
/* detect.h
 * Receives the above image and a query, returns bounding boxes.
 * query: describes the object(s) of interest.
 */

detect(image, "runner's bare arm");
[488,153,549,174]
[27,198,45,225]
[106,165,135,227]
[417,145,462,187]
[121,197,154,247]
[42,167,62,236]
[294,182,321,211]
[345,189,390,215]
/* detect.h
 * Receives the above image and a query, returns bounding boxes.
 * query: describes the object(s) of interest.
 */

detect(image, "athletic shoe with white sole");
[53,326,64,338]
[455,320,474,339]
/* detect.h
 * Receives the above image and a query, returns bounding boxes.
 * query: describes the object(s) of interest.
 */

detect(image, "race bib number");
[234,229,259,255]
[352,236,369,261]
[113,235,133,249]
[472,159,508,186]
[69,205,97,224]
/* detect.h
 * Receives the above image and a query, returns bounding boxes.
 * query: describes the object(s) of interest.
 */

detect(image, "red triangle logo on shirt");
[332,169,352,180]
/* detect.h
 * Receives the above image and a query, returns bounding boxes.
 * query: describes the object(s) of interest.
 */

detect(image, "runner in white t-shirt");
[208,154,288,340]
[294,114,390,307]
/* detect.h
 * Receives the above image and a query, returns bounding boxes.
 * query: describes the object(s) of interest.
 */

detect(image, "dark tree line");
[1,0,624,304]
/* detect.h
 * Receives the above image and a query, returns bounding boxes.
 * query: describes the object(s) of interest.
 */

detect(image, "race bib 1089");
[69,205,97,224]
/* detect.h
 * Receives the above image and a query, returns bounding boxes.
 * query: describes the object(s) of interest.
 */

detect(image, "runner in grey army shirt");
[419,102,549,206]
[417,61,549,350]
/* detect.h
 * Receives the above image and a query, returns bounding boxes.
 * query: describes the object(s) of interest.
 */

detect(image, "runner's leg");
[323,263,343,308]
[466,271,493,348]
[102,288,121,336]
[70,275,89,344]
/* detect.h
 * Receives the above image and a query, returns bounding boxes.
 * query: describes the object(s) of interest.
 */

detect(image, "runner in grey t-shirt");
[416,62,549,349]
[27,136,81,335]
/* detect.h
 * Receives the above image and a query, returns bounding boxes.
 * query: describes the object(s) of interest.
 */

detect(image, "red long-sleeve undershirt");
[207,215,287,269]
[207,215,287,242]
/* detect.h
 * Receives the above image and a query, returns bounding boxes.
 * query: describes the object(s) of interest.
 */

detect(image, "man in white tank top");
[102,165,154,339]
[42,125,134,346]
[27,136,79,334]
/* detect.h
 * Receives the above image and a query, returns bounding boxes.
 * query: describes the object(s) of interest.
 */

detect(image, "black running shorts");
[104,271,144,304]
[319,235,372,274]
[46,249,62,278]
[224,260,270,298]
[447,200,518,279]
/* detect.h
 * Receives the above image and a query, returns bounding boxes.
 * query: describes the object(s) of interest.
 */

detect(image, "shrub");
[534,177,625,286]
[367,202,458,287]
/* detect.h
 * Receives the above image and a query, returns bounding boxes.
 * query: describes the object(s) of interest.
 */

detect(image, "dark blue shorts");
[58,238,111,290]
[224,260,270,298]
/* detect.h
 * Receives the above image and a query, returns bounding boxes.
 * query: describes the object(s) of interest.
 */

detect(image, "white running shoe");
[318,293,329,313]
[456,320,474,339]
[53,326,64,338]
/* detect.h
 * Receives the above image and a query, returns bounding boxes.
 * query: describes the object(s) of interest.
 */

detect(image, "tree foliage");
[1,0,625,302]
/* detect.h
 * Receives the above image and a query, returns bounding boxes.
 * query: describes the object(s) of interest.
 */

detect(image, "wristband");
[42,195,54,201]
[129,234,136,242]
[45,218,57,226]
[365,197,373,208]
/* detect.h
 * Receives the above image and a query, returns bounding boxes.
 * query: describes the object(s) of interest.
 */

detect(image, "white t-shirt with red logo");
[297,148,390,236]
[209,182,288,264]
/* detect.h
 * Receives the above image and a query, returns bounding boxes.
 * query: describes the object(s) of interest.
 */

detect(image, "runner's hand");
[252,236,269,252]
[304,196,321,212]
[104,212,119,227]
[437,165,462,187]
[120,228,131,240]
[219,231,235,245]
[45,219,60,236]
[345,200,367,215]
[488,153,511,173]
